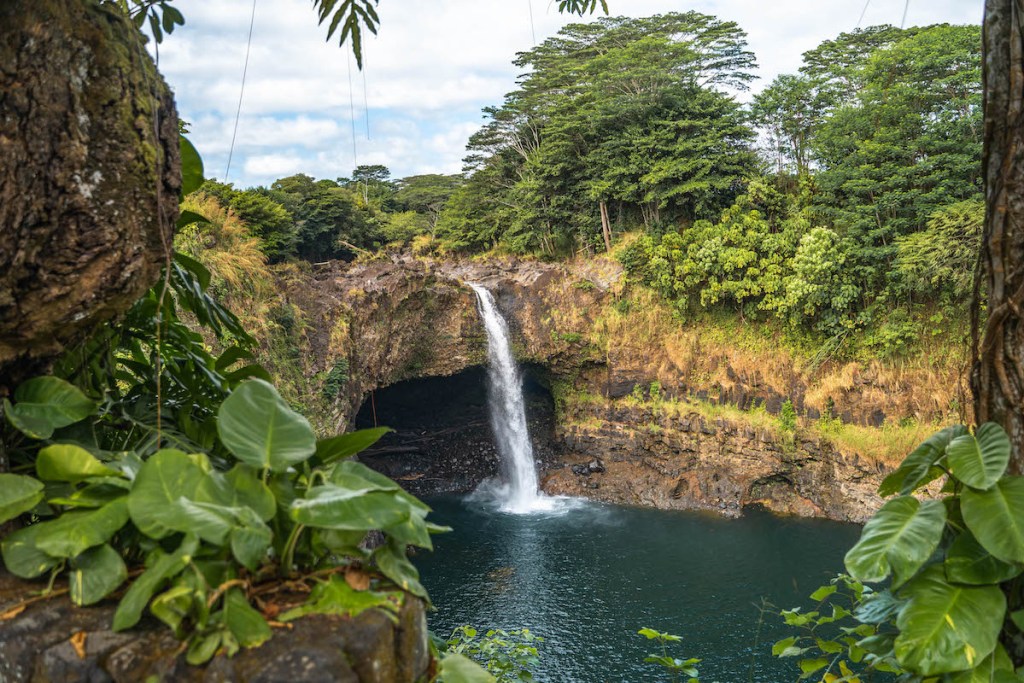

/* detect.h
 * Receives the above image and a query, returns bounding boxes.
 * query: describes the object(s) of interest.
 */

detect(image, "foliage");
[442,626,543,683]
[437,12,759,256]
[638,628,701,682]
[775,422,1024,681]
[779,400,797,432]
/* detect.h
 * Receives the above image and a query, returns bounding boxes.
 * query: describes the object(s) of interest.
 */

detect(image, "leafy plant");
[638,627,701,682]
[779,399,798,432]
[0,374,443,663]
[774,422,1024,681]
[442,626,543,683]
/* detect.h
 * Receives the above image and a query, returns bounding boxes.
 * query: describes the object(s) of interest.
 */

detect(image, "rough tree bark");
[0,0,180,393]
[975,0,1024,471]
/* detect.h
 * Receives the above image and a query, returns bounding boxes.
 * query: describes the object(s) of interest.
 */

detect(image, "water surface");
[417,497,861,682]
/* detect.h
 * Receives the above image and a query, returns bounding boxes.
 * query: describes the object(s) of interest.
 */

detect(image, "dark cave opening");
[353,365,557,496]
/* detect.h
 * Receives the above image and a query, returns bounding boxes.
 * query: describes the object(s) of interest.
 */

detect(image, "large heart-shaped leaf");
[1,524,60,578]
[895,566,1005,675]
[845,496,946,587]
[374,539,428,599]
[947,423,1011,491]
[3,377,97,439]
[33,498,129,558]
[128,449,208,539]
[69,544,127,606]
[314,427,392,465]
[879,425,966,496]
[944,644,1017,683]
[217,379,316,472]
[36,444,120,482]
[962,477,1024,564]
[290,486,409,530]
[945,530,1022,585]
[0,474,44,524]
[196,464,276,522]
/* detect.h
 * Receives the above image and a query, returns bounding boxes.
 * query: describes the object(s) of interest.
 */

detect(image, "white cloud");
[158,0,983,187]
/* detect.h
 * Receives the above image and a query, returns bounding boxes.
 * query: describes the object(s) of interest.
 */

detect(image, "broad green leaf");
[180,136,204,196]
[947,423,1011,491]
[3,377,97,439]
[315,427,392,465]
[113,535,199,631]
[229,512,273,571]
[36,444,120,482]
[809,584,837,601]
[34,498,129,558]
[173,499,235,545]
[895,566,1005,675]
[224,588,271,648]
[196,464,276,522]
[290,486,409,530]
[186,631,222,666]
[173,251,211,289]
[879,425,966,496]
[0,474,44,524]
[217,379,316,472]
[845,496,946,587]
[279,575,401,622]
[962,477,1024,564]
[69,544,127,606]
[945,530,1022,585]
[437,654,496,683]
[1,524,60,578]
[175,210,209,230]
[374,540,427,599]
[799,658,828,675]
[128,449,207,539]
[945,644,1016,683]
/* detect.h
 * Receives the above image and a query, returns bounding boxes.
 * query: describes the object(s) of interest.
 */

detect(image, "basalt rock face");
[543,406,886,523]
[264,255,959,521]
[0,572,430,683]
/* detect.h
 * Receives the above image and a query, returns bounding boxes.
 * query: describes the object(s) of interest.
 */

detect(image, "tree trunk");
[0,0,181,394]
[599,200,612,252]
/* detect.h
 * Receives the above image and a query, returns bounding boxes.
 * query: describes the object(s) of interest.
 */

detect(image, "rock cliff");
[256,255,961,523]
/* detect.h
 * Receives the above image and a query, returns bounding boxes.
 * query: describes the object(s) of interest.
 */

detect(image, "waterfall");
[468,283,547,513]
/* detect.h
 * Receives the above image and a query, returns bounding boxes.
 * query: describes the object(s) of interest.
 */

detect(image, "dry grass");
[814,419,942,468]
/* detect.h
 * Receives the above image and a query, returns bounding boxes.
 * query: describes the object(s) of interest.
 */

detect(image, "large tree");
[974,0,1024,472]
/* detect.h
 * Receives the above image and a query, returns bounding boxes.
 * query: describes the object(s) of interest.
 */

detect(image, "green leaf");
[945,530,1022,585]
[128,449,207,539]
[1,524,60,578]
[947,423,1011,490]
[798,657,828,675]
[844,496,946,587]
[0,474,44,524]
[945,644,1017,683]
[173,250,211,290]
[374,540,428,599]
[314,427,392,465]
[962,477,1024,564]
[153,584,198,635]
[290,486,409,530]
[69,544,127,606]
[113,535,199,631]
[175,209,209,230]
[180,136,204,196]
[879,425,966,496]
[279,575,401,622]
[894,566,1005,675]
[186,630,222,665]
[224,588,271,648]
[34,498,129,558]
[197,464,276,522]
[230,518,273,571]
[3,377,97,439]
[217,379,316,472]
[438,653,496,683]
[809,584,837,601]
[36,444,120,482]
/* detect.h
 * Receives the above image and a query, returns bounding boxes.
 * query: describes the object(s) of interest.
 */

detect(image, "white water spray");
[469,283,552,513]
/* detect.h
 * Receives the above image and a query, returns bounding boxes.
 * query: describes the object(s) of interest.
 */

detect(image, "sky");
[154,0,983,189]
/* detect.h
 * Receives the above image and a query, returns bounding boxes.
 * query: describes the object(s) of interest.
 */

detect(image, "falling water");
[468,283,549,513]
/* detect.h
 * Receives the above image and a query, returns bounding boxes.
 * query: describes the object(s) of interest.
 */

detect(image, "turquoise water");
[417,496,862,682]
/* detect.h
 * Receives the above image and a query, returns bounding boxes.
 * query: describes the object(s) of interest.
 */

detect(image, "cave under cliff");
[354,365,558,496]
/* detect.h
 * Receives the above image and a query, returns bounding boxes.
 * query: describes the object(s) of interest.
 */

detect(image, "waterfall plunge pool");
[417,496,860,683]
